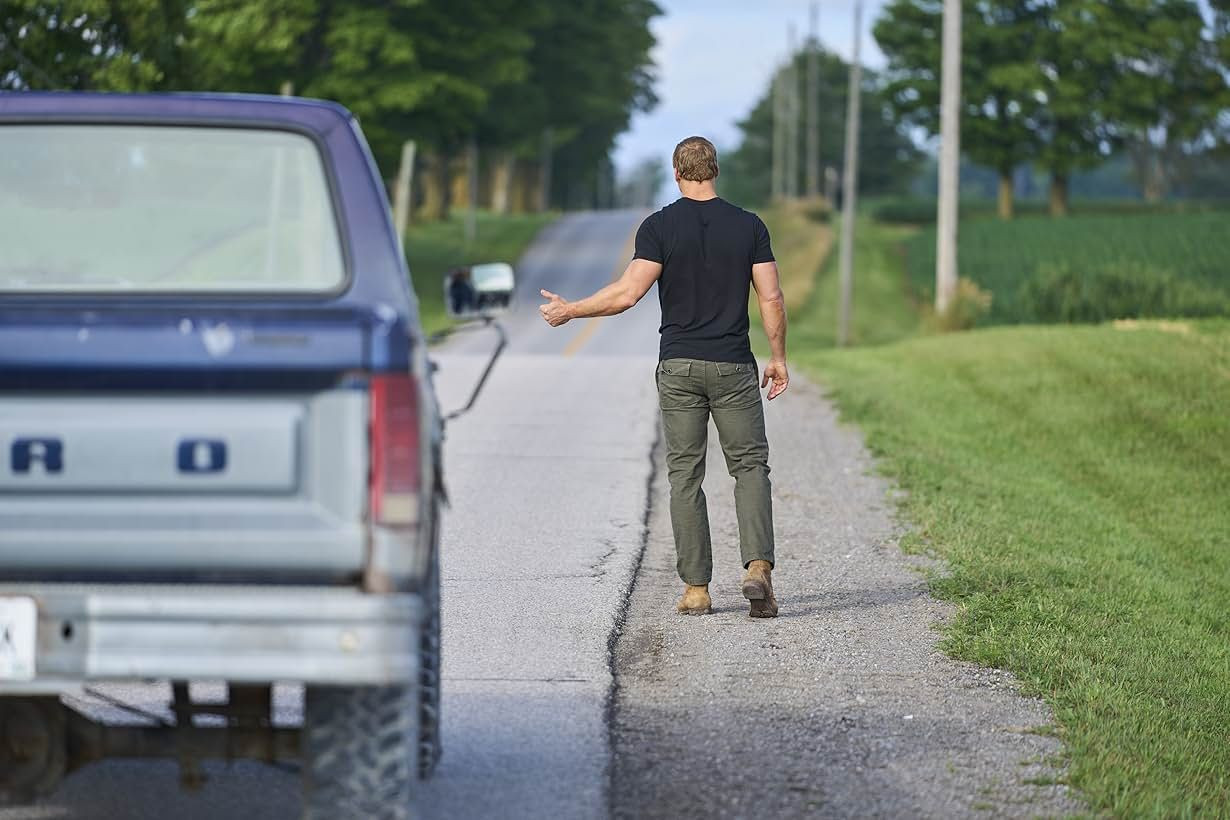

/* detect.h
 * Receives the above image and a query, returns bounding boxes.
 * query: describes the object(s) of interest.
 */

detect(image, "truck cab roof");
[0,92,356,136]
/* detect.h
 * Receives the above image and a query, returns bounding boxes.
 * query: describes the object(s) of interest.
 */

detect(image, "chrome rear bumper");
[0,583,422,695]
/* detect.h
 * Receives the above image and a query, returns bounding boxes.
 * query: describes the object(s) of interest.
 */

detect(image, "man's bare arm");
[539,258,663,326]
[752,260,789,400]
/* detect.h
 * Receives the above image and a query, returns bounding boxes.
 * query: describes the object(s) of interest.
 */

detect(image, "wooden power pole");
[837,0,863,347]
[785,24,800,200]
[936,0,962,314]
[465,135,479,247]
[391,140,417,243]
[806,2,821,199]
[772,62,785,201]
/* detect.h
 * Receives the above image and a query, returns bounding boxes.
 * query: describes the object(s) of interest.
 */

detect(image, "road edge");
[601,416,662,819]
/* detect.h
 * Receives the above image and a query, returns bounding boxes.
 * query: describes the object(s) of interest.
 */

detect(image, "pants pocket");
[657,359,704,409]
[712,362,760,409]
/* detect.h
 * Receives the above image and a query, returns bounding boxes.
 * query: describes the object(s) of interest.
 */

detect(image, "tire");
[418,545,442,779]
[301,684,419,820]
[0,698,66,806]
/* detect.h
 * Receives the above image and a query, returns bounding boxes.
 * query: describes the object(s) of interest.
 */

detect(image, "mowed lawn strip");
[406,211,557,335]
[799,320,1230,815]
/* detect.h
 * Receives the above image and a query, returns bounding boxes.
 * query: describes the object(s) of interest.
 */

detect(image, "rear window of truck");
[0,124,346,293]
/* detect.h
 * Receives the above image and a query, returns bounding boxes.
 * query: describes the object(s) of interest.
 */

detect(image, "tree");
[1,0,661,218]
[721,47,921,208]
[875,0,1043,219]
[1105,0,1228,201]
[185,0,538,178]
[536,0,660,210]
[616,156,667,207]
[1031,1,1131,215]
[1,0,191,91]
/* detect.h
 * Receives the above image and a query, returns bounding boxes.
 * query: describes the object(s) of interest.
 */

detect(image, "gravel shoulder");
[611,373,1083,819]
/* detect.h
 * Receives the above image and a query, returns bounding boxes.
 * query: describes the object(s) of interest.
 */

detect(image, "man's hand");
[762,359,789,400]
[539,289,573,327]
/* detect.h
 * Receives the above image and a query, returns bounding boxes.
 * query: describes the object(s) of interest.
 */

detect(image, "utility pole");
[785,24,800,200]
[837,0,863,347]
[935,0,962,314]
[538,127,554,213]
[391,140,417,242]
[771,61,785,201]
[465,135,479,247]
[806,2,821,199]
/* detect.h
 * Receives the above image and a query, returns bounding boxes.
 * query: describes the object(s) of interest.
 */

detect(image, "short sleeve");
[752,215,775,264]
[633,213,664,263]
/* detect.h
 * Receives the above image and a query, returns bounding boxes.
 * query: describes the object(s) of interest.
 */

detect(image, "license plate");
[0,597,37,681]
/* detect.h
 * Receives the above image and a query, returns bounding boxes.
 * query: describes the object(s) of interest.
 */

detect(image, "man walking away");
[539,136,788,618]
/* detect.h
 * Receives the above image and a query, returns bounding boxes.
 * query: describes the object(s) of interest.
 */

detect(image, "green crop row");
[903,212,1230,324]
[871,197,1230,226]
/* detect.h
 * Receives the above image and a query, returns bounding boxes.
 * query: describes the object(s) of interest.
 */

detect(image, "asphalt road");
[2,209,660,820]
[417,208,658,817]
[4,208,1078,819]
[611,379,1081,819]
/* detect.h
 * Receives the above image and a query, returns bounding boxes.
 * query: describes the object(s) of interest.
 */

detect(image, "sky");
[613,0,892,179]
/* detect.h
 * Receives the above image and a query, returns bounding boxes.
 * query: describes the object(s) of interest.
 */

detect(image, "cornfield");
[904,212,1230,323]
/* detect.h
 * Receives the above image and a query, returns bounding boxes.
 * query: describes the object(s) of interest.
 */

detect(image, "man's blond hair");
[673,136,719,182]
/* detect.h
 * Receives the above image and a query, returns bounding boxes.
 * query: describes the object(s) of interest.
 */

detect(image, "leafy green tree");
[1106,0,1228,201]
[1,0,661,217]
[538,0,660,209]
[1,0,191,90]
[874,0,1043,218]
[185,0,536,176]
[721,47,921,208]
[1031,1,1130,215]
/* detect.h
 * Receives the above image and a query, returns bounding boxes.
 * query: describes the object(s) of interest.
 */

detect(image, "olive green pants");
[655,358,775,585]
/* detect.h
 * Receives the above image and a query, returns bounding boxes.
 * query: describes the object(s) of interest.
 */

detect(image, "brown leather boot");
[741,560,778,618]
[676,584,712,615]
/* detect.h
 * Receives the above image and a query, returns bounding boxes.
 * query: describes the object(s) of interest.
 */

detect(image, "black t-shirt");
[634,196,774,364]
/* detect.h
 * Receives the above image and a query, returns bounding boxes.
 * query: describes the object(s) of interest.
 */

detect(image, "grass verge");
[758,204,1230,812]
[758,200,834,313]
[752,211,920,358]
[799,320,1230,815]
[405,210,557,335]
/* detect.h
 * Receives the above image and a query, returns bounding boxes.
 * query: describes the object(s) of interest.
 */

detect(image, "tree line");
[723,0,1229,219]
[721,40,923,208]
[0,0,661,218]
[875,0,1230,217]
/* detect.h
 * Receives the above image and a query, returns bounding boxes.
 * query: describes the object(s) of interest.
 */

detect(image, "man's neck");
[678,180,718,201]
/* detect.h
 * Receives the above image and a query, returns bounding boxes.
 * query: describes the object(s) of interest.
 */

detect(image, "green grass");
[871,195,1230,226]
[405,210,557,335]
[903,212,1230,324]
[752,213,921,359]
[754,205,1230,813]
[797,320,1230,816]
[757,201,834,314]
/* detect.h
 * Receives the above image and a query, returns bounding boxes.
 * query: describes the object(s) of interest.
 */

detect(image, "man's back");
[538,134,787,618]
[635,197,774,365]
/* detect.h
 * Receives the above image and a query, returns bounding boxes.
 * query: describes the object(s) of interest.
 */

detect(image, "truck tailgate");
[0,308,391,583]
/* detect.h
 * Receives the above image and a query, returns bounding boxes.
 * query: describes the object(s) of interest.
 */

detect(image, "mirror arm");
[438,317,507,423]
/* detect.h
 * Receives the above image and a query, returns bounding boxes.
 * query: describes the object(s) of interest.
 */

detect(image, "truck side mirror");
[443,262,516,320]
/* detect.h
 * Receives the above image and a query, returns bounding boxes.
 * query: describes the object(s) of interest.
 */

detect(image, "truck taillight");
[369,374,420,527]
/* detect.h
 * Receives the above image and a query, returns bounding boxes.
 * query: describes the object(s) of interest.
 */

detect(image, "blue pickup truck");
[0,93,450,818]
